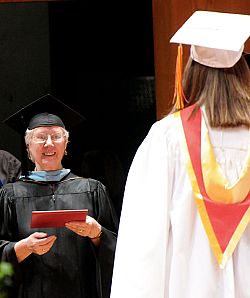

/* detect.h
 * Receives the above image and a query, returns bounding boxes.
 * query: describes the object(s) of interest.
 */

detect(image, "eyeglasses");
[32,132,66,144]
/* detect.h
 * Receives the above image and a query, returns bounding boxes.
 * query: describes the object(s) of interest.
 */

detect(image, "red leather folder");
[31,209,88,228]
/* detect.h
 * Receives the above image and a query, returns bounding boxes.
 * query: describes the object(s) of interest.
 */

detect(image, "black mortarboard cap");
[2,94,86,176]
[3,93,86,134]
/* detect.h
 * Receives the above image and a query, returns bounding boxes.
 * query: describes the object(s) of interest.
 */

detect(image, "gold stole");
[176,105,250,268]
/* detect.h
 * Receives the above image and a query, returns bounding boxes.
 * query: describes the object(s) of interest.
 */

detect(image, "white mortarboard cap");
[170,10,250,68]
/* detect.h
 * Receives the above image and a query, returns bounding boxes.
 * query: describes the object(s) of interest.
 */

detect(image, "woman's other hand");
[65,215,102,240]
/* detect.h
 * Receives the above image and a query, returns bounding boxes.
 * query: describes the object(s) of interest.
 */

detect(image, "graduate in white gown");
[110,11,250,298]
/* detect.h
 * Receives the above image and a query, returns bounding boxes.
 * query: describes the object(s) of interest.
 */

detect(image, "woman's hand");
[65,215,102,239]
[25,232,57,255]
[14,232,57,262]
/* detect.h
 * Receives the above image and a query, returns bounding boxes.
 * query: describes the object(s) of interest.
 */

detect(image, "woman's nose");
[44,135,54,146]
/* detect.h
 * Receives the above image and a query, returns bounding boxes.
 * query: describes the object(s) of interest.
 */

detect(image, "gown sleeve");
[0,185,20,275]
[110,118,175,298]
[89,179,118,298]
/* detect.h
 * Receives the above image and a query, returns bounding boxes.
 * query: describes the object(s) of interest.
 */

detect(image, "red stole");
[180,105,250,268]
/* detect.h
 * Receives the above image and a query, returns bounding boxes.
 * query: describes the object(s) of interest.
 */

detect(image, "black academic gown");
[0,172,118,298]
[0,150,21,187]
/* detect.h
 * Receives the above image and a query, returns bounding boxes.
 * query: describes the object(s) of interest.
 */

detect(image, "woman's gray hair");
[25,127,69,146]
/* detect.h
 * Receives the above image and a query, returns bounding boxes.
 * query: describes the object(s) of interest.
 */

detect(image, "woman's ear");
[26,146,33,162]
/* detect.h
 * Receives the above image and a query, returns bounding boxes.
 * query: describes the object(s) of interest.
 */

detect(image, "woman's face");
[28,126,68,171]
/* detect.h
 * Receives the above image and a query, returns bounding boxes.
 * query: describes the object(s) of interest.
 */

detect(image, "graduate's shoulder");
[147,112,180,141]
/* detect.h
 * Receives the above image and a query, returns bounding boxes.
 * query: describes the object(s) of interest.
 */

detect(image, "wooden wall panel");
[153,0,250,119]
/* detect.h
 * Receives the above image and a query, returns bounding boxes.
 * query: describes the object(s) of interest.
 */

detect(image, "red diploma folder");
[31,209,88,228]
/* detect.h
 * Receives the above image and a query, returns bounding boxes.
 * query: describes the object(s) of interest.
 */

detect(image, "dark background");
[0,0,155,178]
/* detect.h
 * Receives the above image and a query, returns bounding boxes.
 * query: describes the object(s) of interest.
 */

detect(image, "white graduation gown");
[110,109,250,298]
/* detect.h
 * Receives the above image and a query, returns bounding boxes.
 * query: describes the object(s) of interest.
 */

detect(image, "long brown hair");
[182,55,250,127]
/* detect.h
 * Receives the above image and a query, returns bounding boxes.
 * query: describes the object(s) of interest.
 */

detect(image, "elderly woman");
[0,108,118,298]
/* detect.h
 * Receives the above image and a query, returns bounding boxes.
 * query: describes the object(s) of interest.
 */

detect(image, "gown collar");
[21,169,71,182]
